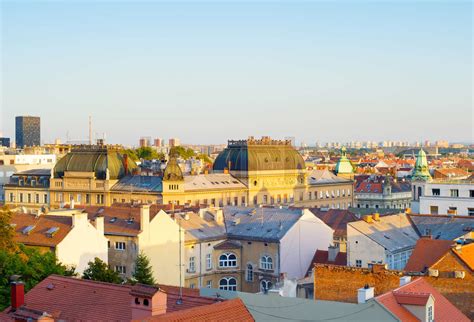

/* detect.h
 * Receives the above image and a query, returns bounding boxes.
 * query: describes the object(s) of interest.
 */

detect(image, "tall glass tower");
[15,116,41,148]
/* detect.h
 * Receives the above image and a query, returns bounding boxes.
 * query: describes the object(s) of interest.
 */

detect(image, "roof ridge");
[48,275,132,291]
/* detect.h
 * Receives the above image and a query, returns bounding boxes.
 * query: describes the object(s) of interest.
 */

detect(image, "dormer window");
[143,299,149,306]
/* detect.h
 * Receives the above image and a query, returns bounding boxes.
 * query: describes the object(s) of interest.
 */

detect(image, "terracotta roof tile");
[404,238,454,272]
[453,243,474,270]
[12,214,73,248]
[309,209,358,238]
[142,298,254,321]
[376,278,470,322]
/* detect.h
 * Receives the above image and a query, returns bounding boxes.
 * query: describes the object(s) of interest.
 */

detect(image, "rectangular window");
[430,206,438,215]
[206,280,212,288]
[19,193,23,203]
[86,194,90,204]
[189,256,195,273]
[241,196,245,205]
[10,193,14,202]
[115,242,126,251]
[206,254,212,270]
[35,194,39,204]
[450,189,459,197]
[263,195,268,204]
[108,241,111,248]
[355,260,362,268]
[226,197,231,205]
[115,266,126,274]
[432,189,440,196]
[44,194,48,204]
[467,208,474,216]
[27,194,31,203]
[470,190,474,198]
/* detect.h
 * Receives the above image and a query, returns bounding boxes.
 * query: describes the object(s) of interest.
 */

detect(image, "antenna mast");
[89,115,92,145]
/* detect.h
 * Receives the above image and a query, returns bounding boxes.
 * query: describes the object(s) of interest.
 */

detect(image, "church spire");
[412,148,431,181]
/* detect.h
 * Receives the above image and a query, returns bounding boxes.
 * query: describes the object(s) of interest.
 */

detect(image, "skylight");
[46,227,60,237]
[22,225,35,235]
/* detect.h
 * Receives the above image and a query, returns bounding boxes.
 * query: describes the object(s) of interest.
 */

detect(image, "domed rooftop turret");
[53,146,137,180]
[335,147,354,175]
[412,148,431,181]
[163,156,184,181]
[213,136,305,172]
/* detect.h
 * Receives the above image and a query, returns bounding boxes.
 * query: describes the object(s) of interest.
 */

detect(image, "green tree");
[82,257,122,284]
[197,154,213,165]
[135,147,160,160]
[170,146,195,160]
[121,149,139,162]
[132,252,155,285]
[0,245,76,310]
[0,206,17,253]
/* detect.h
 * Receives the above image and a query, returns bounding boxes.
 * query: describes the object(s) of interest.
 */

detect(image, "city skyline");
[1,1,472,145]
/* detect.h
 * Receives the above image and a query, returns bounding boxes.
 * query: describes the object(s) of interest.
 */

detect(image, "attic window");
[127,218,134,224]
[22,225,35,235]
[110,217,117,223]
[46,227,60,238]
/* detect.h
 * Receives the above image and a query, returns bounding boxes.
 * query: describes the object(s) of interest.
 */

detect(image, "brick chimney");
[130,284,167,320]
[11,281,25,310]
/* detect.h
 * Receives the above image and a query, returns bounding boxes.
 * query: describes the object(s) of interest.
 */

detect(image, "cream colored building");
[179,206,334,293]
[12,211,108,274]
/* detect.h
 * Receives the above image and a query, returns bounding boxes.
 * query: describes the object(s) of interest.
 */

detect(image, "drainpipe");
[199,242,202,288]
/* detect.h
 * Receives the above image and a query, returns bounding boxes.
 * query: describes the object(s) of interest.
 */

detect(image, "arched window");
[260,280,272,293]
[219,253,237,268]
[246,264,253,282]
[260,255,273,270]
[219,277,237,291]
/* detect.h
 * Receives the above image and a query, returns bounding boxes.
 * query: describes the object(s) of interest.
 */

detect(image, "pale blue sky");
[1,1,472,146]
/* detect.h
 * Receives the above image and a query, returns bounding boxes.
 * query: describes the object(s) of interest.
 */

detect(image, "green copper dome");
[213,137,305,172]
[53,147,137,180]
[412,148,431,181]
[335,147,354,174]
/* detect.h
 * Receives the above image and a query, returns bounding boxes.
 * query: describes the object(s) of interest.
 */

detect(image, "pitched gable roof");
[12,213,73,248]
[376,278,470,322]
[453,243,474,270]
[404,238,454,272]
[142,298,253,321]
[309,208,358,238]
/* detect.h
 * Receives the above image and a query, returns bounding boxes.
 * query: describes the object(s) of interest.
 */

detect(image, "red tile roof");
[309,209,358,238]
[404,238,454,272]
[142,298,254,322]
[3,275,219,321]
[393,292,431,306]
[376,278,470,322]
[453,243,474,270]
[11,213,73,248]
[306,250,346,276]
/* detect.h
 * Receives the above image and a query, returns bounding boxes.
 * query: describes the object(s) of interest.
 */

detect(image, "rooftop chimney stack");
[328,245,339,262]
[399,276,412,287]
[357,285,374,304]
[10,281,25,310]
[140,205,150,233]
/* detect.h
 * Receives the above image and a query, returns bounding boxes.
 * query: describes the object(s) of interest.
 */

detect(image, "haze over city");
[1,1,472,145]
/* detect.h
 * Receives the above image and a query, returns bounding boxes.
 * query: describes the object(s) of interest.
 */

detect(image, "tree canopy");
[82,257,122,284]
[170,146,195,160]
[0,206,17,253]
[132,252,155,285]
[0,245,76,310]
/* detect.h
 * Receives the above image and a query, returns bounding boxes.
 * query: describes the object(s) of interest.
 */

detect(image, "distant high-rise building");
[169,138,180,147]
[139,137,151,148]
[154,138,163,147]
[0,137,10,147]
[15,116,40,148]
[435,140,449,148]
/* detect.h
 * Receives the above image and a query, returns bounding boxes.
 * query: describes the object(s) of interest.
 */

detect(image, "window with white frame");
[115,265,126,274]
[206,253,212,270]
[189,256,195,272]
[355,260,362,267]
[246,264,253,282]
[115,242,126,250]
[206,280,212,288]
[219,253,237,268]
[260,255,273,270]
[219,277,237,291]
[260,280,272,293]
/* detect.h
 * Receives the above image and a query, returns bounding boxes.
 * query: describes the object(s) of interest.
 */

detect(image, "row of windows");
[9,192,47,204]
[188,253,274,272]
[217,277,272,293]
[54,193,104,205]
[357,203,409,210]
[429,206,474,216]
[428,188,474,198]
[192,196,246,207]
